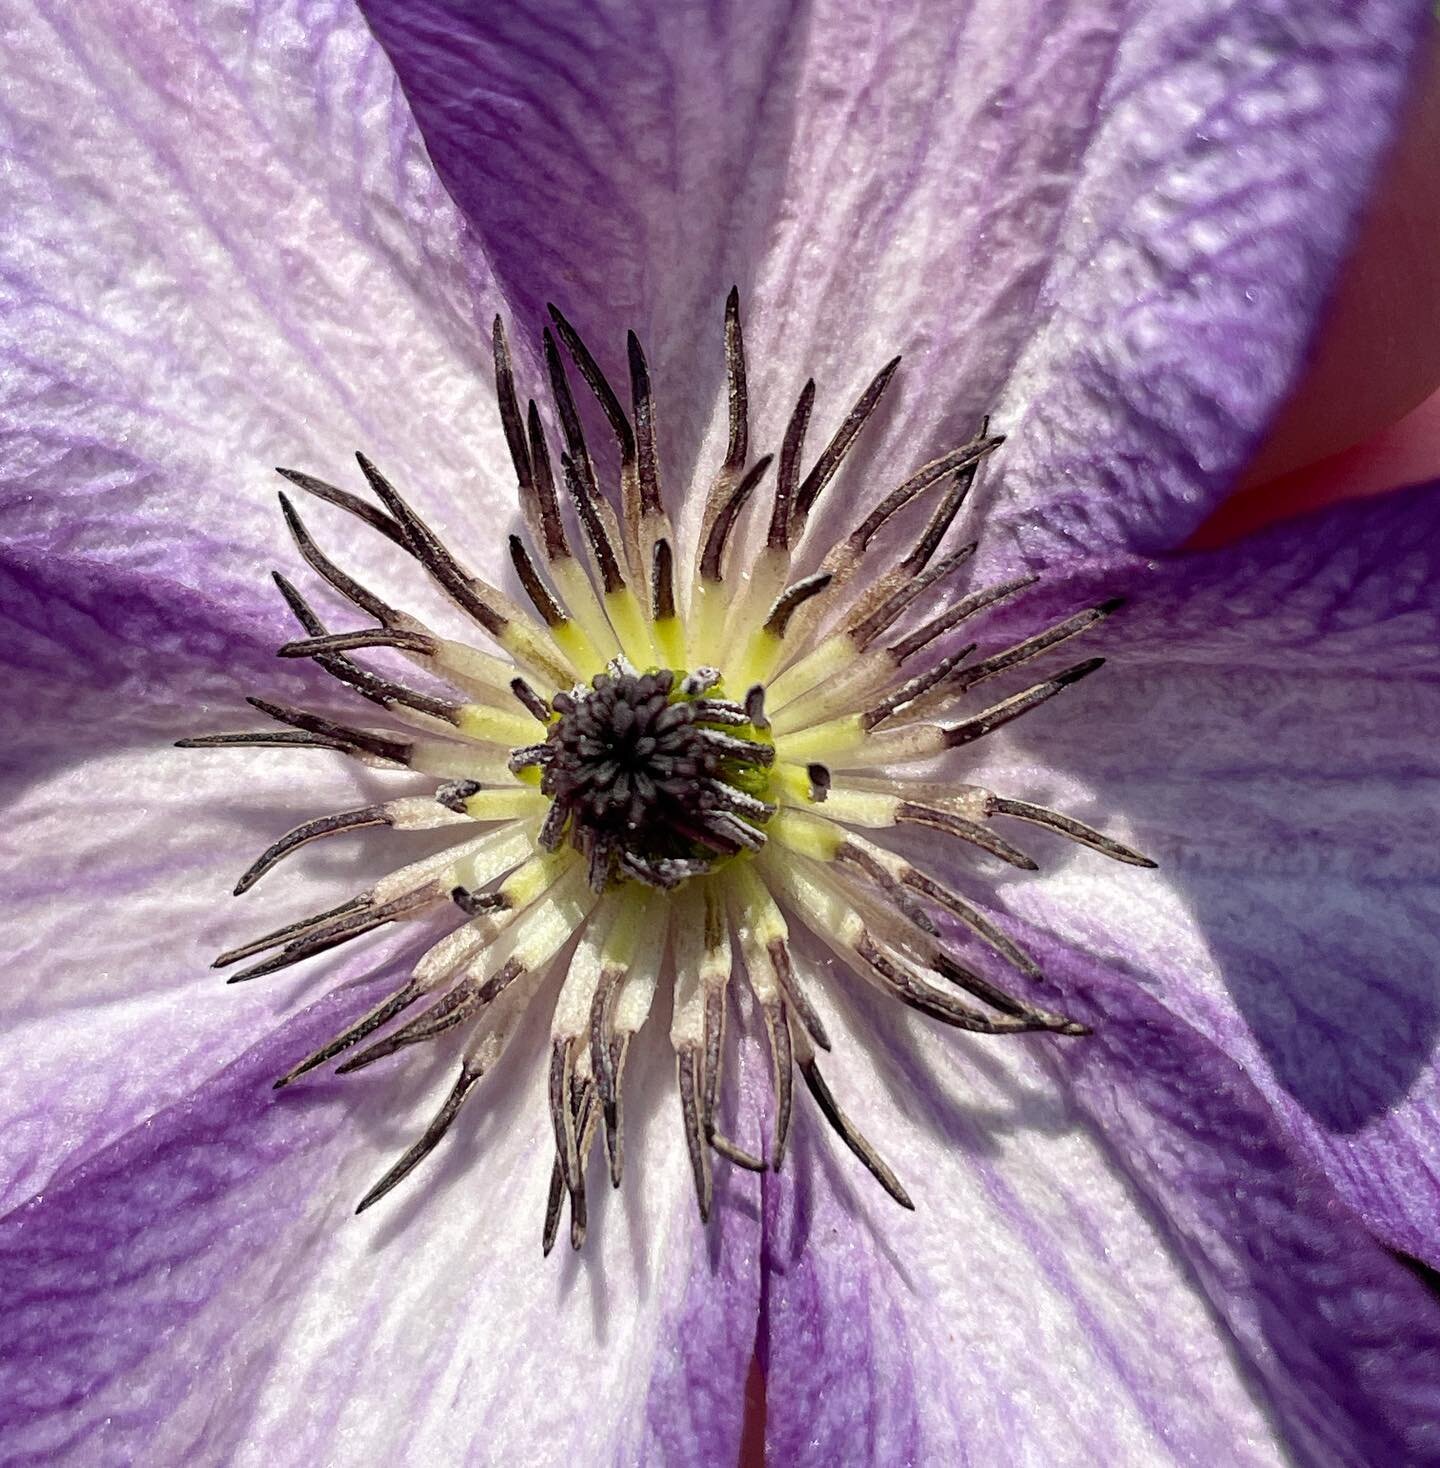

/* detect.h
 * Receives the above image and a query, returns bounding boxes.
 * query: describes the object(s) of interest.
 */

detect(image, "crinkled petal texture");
[3,0,1439,1464]
[982,481,1440,1267]
[0,971,764,1464]
[0,0,516,1201]
[359,0,1430,559]
[762,930,1440,1466]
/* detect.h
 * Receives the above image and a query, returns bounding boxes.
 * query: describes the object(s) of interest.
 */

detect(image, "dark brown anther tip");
[1054,656,1105,687]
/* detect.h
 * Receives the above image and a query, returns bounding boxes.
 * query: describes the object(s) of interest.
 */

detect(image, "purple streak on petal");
[762,934,1440,1465]
[0,549,315,761]
[987,479,1440,1264]
[641,1013,767,1464]
[0,0,514,682]
[0,975,391,1462]
[763,1157,927,1465]
[0,958,752,1464]
[359,0,1427,563]
[355,0,807,333]
[1040,931,1440,1467]
[358,0,1128,498]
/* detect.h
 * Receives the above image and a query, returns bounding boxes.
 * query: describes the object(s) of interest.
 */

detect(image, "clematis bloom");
[3,2,1440,1465]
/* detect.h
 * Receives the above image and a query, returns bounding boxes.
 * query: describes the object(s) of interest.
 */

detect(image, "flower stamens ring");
[181,291,1155,1253]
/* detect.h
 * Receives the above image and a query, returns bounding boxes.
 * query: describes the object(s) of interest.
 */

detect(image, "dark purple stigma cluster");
[510,665,776,891]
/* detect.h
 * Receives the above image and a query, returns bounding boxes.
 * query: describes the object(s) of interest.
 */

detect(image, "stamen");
[794,357,901,524]
[898,866,1042,979]
[896,802,1038,870]
[188,291,1154,1247]
[277,493,399,625]
[561,451,626,593]
[677,1046,712,1220]
[451,887,510,916]
[244,696,415,763]
[710,1133,767,1170]
[855,933,1042,1035]
[234,804,391,895]
[508,535,567,628]
[355,1061,485,1214]
[510,677,552,724]
[847,541,977,649]
[542,1156,567,1258]
[929,953,1087,1036]
[354,454,509,638]
[174,729,350,754]
[762,572,832,638]
[602,1036,631,1185]
[273,978,422,1089]
[524,400,570,563]
[549,1037,581,1197]
[651,538,677,620]
[861,643,977,731]
[899,415,989,574]
[213,894,370,968]
[988,796,1157,868]
[542,327,596,489]
[723,286,749,476]
[491,316,534,495]
[699,455,774,582]
[767,379,815,548]
[224,893,429,983]
[845,435,1001,554]
[335,977,486,1073]
[890,574,1038,663]
[942,658,1105,749]
[834,840,938,935]
[276,629,436,659]
[798,1056,913,1210]
[547,303,635,466]
[269,574,424,717]
[950,599,1123,692]
[627,331,663,517]
[275,466,408,548]
[763,1000,794,1165]
[768,940,830,1052]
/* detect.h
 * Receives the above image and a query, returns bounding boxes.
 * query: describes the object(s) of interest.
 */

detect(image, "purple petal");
[0,0,517,652]
[0,0,540,1205]
[973,479,1440,1265]
[359,0,1428,560]
[989,3,1434,564]
[0,978,763,1462]
[0,725,433,1212]
[762,936,1440,1463]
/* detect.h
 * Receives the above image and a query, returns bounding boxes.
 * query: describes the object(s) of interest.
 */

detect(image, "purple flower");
[3,1,1440,1463]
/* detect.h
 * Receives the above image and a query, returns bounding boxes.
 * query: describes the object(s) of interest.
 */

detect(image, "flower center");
[182,288,1155,1248]
[512,661,775,890]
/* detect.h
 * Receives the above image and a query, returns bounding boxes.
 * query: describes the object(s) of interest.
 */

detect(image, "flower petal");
[0,0,515,649]
[0,979,764,1462]
[976,479,1440,1264]
[989,2,1434,564]
[0,732,428,1212]
[762,939,1440,1464]
[0,0,536,1207]
[359,0,1428,559]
